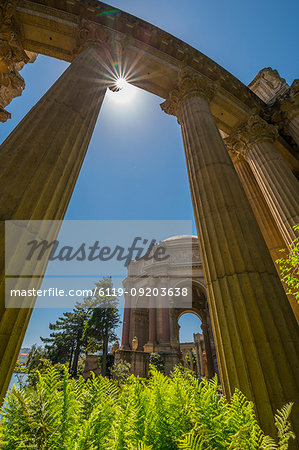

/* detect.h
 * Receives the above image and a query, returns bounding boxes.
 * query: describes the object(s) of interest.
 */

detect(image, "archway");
[178,312,204,376]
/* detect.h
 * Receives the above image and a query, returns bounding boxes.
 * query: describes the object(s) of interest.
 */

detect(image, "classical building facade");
[116,235,219,378]
[0,0,298,443]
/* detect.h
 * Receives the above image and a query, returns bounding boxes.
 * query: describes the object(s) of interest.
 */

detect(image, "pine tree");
[83,278,120,376]
[41,304,90,377]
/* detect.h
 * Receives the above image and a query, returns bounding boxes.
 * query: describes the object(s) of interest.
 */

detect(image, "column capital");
[160,68,218,121]
[0,0,37,121]
[73,18,128,62]
[225,114,278,156]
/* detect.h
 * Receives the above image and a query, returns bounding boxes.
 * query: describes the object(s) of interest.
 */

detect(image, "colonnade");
[0,46,299,442]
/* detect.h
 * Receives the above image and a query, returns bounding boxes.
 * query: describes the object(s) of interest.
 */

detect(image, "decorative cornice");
[225,114,278,156]
[160,68,218,121]
[0,0,37,122]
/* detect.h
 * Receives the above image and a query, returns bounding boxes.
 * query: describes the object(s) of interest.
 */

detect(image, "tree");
[276,224,299,304]
[41,303,90,377]
[26,344,48,372]
[83,278,120,376]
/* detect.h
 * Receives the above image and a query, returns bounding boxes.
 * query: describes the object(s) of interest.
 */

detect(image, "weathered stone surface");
[229,151,299,321]
[161,71,299,440]
[0,46,108,405]
[0,1,37,121]
[226,115,299,246]
[248,67,289,104]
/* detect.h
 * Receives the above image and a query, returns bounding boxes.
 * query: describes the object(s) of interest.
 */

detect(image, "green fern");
[0,365,296,449]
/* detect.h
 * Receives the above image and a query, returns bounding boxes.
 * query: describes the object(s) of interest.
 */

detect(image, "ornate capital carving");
[160,68,218,121]
[225,114,278,156]
[73,19,129,91]
[74,19,110,55]
[0,1,37,122]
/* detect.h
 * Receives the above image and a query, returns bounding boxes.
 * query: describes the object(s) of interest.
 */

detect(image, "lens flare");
[96,9,121,17]
[107,78,137,105]
[116,78,127,90]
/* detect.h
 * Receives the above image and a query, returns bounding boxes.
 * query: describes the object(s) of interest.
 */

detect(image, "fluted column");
[160,279,170,344]
[0,46,109,405]
[144,289,157,352]
[161,68,299,441]
[229,151,299,321]
[121,292,131,349]
[225,115,299,247]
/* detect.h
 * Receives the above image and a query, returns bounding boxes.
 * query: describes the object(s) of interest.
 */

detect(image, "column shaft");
[148,296,157,343]
[201,314,215,378]
[245,140,299,246]
[0,47,108,404]
[161,300,170,343]
[177,94,299,440]
[121,294,131,349]
[230,153,299,321]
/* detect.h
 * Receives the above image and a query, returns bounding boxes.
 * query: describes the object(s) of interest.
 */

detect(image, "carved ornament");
[225,114,278,156]
[160,68,218,122]
[0,1,37,122]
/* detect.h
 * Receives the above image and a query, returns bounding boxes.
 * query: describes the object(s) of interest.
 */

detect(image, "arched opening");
[173,280,220,379]
[178,312,205,376]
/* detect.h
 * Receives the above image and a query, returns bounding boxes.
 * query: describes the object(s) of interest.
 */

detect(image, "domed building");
[116,235,219,378]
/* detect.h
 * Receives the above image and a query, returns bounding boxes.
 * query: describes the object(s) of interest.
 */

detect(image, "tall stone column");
[228,151,299,321]
[161,68,299,441]
[225,114,299,247]
[0,46,110,405]
[201,312,215,378]
[169,308,179,348]
[160,280,170,344]
[121,292,131,350]
[144,291,157,352]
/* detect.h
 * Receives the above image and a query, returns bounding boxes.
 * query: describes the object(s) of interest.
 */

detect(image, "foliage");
[110,360,132,382]
[37,278,120,377]
[276,224,299,303]
[149,352,165,373]
[26,345,49,373]
[41,303,90,377]
[83,278,121,376]
[0,365,295,449]
[26,358,69,388]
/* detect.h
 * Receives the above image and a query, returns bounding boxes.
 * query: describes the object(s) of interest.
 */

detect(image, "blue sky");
[1,0,298,347]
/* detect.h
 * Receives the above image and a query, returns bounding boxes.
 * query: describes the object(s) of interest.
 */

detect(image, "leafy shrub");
[0,365,295,449]
[149,352,165,373]
[276,223,299,303]
[110,360,131,382]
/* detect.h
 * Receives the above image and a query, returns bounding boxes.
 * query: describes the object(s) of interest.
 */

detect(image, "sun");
[107,78,137,105]
[116,77,127,90]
